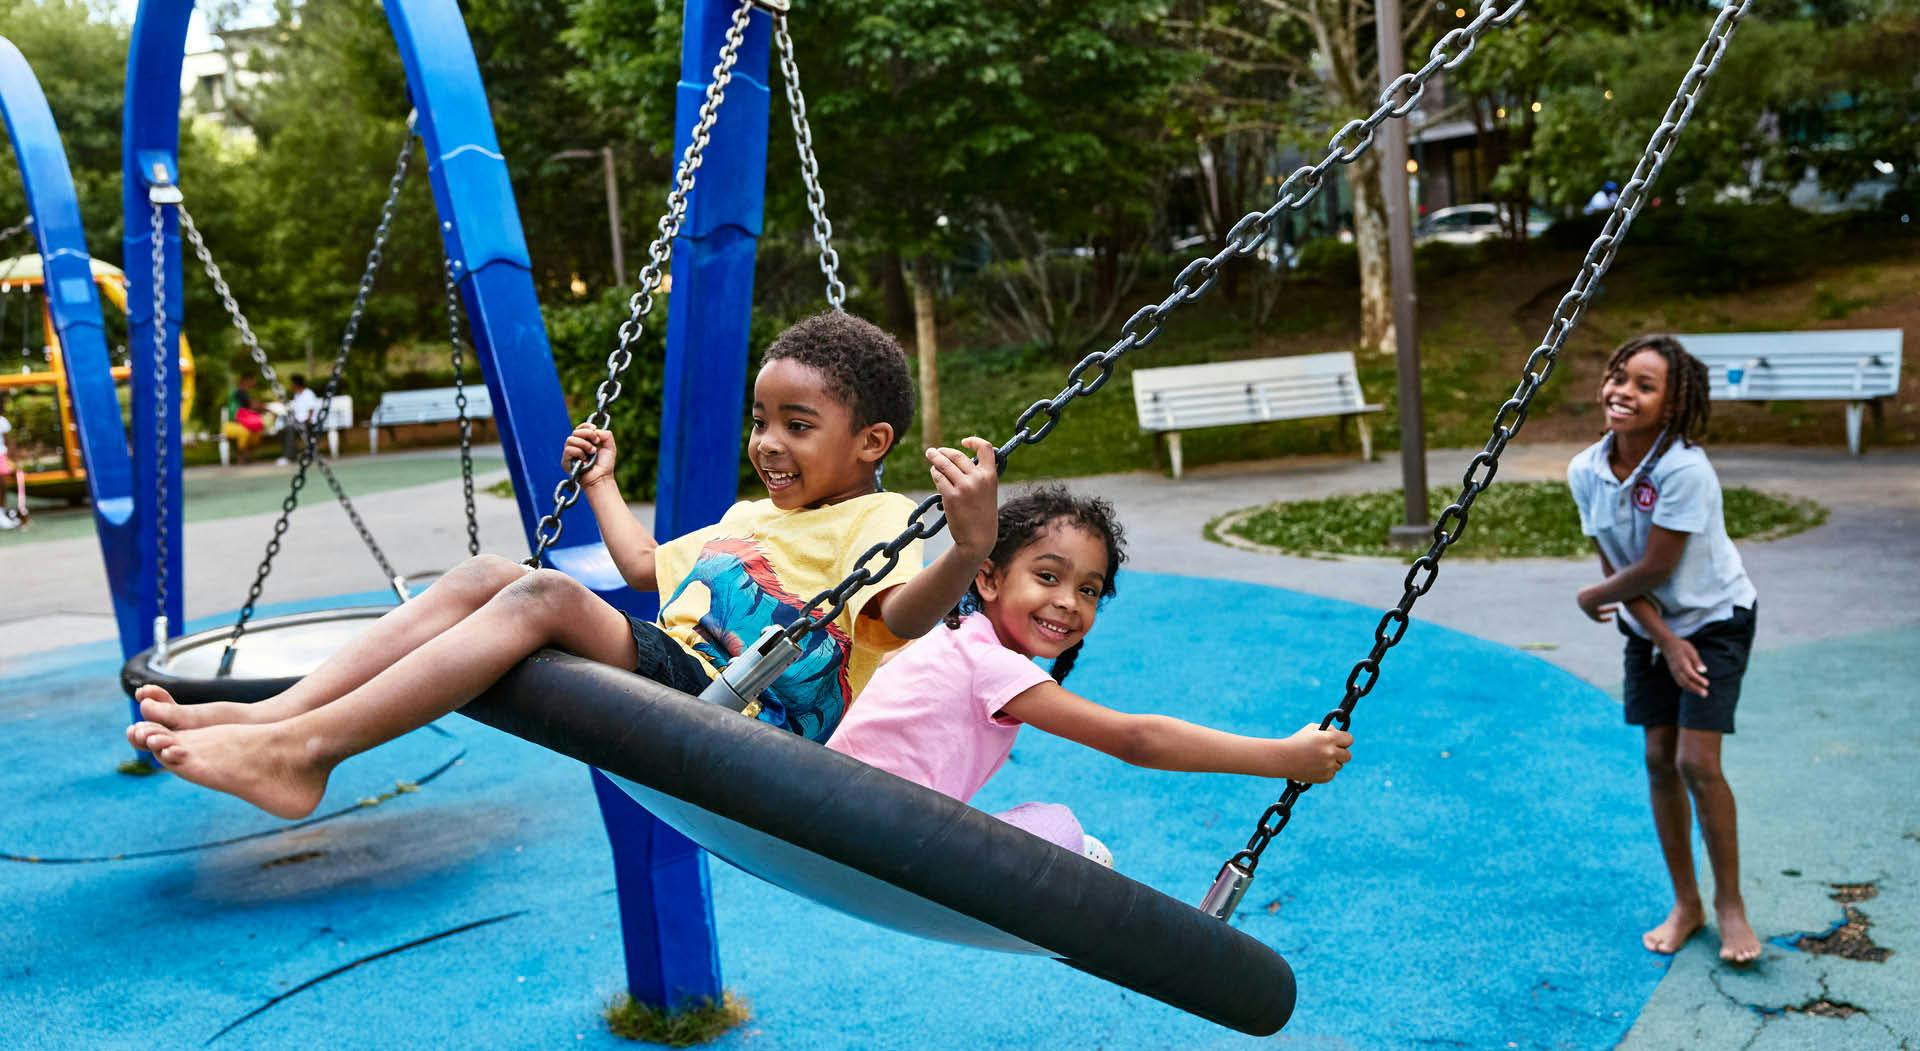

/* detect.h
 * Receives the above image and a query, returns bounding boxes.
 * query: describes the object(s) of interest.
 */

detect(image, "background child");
[1566,333,1761,964]
[130,312,1000,818]
[0,392,26,529]
[828,485,1354,867]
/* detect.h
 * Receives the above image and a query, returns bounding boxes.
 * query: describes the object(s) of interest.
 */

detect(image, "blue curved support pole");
[0,38,141,675]
[568,0,777,1011]
[121,0,726,1013]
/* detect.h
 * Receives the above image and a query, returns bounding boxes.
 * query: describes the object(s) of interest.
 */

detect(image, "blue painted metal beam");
[0,37,142,677]
[576,0,780,1011]
[117,0,728,1012]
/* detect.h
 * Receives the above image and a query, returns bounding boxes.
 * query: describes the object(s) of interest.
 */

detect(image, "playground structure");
[8,0,1780,1038]
[0,253,196,499]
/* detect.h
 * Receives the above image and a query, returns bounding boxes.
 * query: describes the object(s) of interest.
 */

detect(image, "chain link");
[525,0,759,567]
[444,256,481,556]
[771,13,845,310]
[1223,0,1755,878]
[768,1,1529,647]
[148,204,171,631]
[0,215,32,249]
[222,127,418,659]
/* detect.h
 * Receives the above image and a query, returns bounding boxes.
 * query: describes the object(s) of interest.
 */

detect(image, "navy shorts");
[626,615,715,697]
[1619,604,1756,734]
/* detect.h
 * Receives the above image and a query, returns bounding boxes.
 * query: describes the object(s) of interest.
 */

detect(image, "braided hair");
[1604,333,1711,481]
[944,484,1127,685]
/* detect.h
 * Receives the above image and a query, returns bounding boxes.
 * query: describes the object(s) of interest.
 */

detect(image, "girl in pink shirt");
[828,486,1355,867]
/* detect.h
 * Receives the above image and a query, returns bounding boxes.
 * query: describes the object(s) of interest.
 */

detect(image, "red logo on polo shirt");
[1632,479,1659,511]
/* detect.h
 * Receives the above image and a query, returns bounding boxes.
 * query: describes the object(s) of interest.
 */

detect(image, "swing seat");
[122,607,389,704]
[462,648,1297,1036]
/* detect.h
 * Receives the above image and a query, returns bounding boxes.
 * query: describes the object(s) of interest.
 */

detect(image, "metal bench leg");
[368,422,378,456]
[1357,417,1374,463]
[327,428,339,459]
[1846,401,1864,456]
[218,434,230,467]
[1167,431,1184,480]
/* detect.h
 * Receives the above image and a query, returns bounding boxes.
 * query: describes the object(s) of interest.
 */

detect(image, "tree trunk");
[1349,149,1395,355]
[880,250,912,331]
[909,255,941,447]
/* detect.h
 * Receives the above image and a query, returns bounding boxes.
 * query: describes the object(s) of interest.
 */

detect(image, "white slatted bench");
[1132,351,1382,479]
[218,395,352,465]
[367,385,494,454]
[1675,329,1903,455]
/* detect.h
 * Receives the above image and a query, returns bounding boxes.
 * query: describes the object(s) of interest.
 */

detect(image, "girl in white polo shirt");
[1567,334,1760,965]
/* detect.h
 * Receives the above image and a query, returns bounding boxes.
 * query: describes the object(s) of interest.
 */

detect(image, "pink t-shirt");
[825,613,1053,802]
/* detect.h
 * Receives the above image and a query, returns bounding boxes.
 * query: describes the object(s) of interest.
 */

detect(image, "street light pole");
[1376,0,1431,546]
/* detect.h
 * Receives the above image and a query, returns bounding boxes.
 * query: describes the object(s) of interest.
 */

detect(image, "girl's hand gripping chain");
[928,436,1000,561]
[564,424,618,489]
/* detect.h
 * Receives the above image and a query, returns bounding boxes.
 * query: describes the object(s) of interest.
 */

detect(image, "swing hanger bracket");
[138,152,183,205]
[750,0,790,13]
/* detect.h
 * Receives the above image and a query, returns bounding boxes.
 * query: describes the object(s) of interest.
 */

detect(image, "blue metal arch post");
[119,0,733,1013]
[0,38,142,682]
[574,0,779,1011]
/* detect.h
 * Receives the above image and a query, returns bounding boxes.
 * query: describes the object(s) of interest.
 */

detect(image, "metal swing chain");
[443,255,480,556]
[757,0,1528,656]
[221,127,419,667]
[175,202,401,586]
[771,13,845,310]
[524,0,759,568]
[148,203,173,658]
[0,216,31,249]
[1208,0,1756,914]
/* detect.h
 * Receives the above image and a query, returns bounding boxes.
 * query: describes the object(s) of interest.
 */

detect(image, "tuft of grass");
[116,757,163,777]
[487,478,514,499]
[605,992,751,1046]
[1210,481,1825,559]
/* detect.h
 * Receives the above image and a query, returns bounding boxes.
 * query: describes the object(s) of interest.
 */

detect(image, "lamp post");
[1376,0,1431,547]
[550,146,626,286]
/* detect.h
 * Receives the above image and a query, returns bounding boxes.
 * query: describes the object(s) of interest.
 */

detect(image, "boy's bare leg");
[134,569,637,819]
[130,555,529,744]
[1642,725,1707,953]
[1678,728,1761,963]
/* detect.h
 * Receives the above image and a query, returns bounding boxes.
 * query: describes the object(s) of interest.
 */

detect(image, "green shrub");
[1293,237,1359,285]
[1631,202,1835,294]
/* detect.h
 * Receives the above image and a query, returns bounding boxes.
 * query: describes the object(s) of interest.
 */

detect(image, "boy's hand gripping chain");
[525,0,760,568]
[1205,0,1753,920]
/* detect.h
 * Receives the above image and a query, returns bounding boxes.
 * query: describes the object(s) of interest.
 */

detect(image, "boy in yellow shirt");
[128,312,1000,818]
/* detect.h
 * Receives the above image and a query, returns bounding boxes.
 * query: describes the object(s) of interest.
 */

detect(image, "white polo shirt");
[1567,434,1757,639]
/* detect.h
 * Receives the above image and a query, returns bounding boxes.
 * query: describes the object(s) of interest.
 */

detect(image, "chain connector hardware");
[216,642,237,677]
[697,624,803,713]
[750,0,790,12]
[390,576,412,602]
[1200,860,1254,921]
[152,616,170,663]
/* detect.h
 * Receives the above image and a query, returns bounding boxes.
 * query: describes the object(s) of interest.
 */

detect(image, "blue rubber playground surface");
[2,573,1667,1048]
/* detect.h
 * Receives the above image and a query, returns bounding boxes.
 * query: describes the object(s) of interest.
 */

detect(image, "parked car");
[1415,203,1553,244]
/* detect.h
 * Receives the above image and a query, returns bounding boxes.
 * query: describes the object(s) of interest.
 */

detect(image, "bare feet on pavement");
[1717,902,1763,964]
[1643,903,1705,954]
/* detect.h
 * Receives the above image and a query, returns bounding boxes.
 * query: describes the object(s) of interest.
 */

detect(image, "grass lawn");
[1206,481,1828,559]
[883,237,1920,484]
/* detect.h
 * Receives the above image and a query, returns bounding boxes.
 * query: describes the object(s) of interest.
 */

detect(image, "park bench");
[218,394,352,465]
[1131,351,1382,479]
[1674,329,1903,455]
[367,385,494,454]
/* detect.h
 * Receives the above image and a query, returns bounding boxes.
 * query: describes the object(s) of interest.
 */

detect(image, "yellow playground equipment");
[0,254,195,500]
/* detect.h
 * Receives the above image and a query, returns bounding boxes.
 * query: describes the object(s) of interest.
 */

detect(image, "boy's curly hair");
[1604,333,1711,479]
[763,312,915,457]
[946,484,1128,685]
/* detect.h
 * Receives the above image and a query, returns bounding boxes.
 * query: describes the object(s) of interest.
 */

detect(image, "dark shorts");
[626,615,716,697]
[1619,604,1756,734]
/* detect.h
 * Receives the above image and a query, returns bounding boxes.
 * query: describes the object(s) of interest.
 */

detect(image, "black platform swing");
[125,0,1753,1034]
[122,117,487,702]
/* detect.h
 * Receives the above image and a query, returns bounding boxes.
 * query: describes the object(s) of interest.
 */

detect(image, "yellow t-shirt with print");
[653,491,924,742]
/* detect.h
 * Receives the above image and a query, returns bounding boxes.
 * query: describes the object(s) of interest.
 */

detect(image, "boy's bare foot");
[131,685,271,744]
[1717,904,1762,964]
[1643,903,1705,953]
[139,723,328,820]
